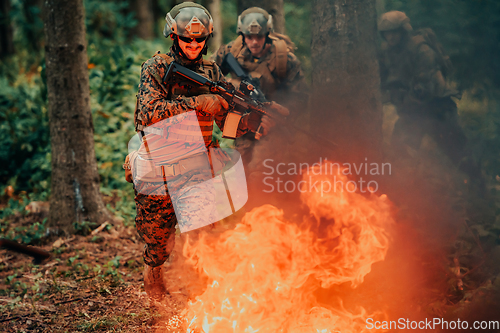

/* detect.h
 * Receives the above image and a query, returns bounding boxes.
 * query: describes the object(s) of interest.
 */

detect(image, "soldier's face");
[178,37,206,60]
[383,30,403,47]
[244,34,266,57]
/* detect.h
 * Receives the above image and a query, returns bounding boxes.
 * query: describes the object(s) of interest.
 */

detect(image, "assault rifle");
[221,53,267,103]
[163,61,283,139]
[163,61,338,147]
[221,54,339,149]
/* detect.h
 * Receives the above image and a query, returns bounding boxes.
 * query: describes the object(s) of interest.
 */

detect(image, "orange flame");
[181,162,394,332]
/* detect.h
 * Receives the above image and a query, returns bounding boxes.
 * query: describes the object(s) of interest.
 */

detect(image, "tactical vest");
[229,35,288,96]
[380,34,432,93]
[134,52,221,148]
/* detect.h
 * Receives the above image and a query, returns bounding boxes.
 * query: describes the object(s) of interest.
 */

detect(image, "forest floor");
[0,209,207,333]
[1,173,499,333]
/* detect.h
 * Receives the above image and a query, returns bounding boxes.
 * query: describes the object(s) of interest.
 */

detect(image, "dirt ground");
[0,219,202,333]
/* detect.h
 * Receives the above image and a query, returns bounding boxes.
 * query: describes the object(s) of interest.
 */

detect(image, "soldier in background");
[212,8,306,196]
[212,7,305,110]
[378,11,481,186]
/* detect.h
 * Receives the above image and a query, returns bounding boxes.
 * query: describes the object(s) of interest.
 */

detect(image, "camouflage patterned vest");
[134,52,221,148]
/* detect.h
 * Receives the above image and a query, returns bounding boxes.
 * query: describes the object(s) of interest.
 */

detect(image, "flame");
[180,162,394,332]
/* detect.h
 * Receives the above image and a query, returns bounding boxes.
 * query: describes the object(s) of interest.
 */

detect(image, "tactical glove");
[123,154,133,183]
[258,102,290,135]
[190,94,229,115]
[266,101,290,117]
[240,102,289,137]
[241,112,262,133]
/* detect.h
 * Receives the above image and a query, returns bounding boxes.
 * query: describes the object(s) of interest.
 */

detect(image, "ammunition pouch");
[126,148,231,183]
[132,151,211,183]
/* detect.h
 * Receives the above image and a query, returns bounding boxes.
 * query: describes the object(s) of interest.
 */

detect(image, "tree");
[237,0,285,34]
[130,0,154,39]
[0,0,15,58]
[22,0,45,52]
[207,0,222,52]
[310,0,382,161]
[43,0,111,234]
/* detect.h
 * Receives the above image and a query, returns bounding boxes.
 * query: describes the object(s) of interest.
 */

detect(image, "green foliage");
[73,220,98,235]
[10,0,45,55]
[0,68,50,195]
[221,0,239,45]
[1,1,171,225]
[0,196,48,244]
[0,197,28,220]
[284,1,311,81]
[459,91,500,181]
[11,218,47,244]
[85,0,137,43]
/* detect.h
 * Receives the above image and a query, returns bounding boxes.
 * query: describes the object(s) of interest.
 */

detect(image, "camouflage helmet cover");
[163,2,214,38]
[237,7,273,36]
[378,11,413,32]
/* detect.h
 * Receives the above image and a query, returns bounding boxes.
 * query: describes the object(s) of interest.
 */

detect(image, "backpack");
[412,28,453,79]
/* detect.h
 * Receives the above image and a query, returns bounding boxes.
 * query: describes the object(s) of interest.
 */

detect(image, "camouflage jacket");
[379,34,459,106]
[135,49,250,162]
[211,35,306,107]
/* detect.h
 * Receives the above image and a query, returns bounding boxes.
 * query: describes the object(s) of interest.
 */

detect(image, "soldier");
[378,11,480,184]
[212,7,304,105]
[212,7,305,188]
[125,2,276,301]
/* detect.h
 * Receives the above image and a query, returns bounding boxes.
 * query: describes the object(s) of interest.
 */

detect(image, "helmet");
[237,7,273,36]
[377,11,412,32]
[163,2,213,38]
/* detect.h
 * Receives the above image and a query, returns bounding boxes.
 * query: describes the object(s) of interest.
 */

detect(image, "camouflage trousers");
[134,170,216,267]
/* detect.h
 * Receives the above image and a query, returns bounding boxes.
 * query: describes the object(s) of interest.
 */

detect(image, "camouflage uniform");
[212,35,305,106]
[134,49,251,267]
[378,12,466,166]
[211,8,306,177]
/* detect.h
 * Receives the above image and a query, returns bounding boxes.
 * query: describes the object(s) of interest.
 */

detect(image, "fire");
[180,162,394,332]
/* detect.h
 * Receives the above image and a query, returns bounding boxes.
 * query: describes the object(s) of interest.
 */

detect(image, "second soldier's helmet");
[237,7,273,36]
[377,11,413,32]
[163,2,213,39]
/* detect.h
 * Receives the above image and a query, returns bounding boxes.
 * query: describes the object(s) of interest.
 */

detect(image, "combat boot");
[144,264,167,301]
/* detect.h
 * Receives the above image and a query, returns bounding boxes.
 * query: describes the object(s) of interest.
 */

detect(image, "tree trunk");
[130,0,154,39]
[376,0,385,16]
[0,0,15,58]
[237,0,285,34]
[310,0,382,161]
[43,0,111,234]
[22,0,44,52]
[207,0,222,52]
[152,0,163,32]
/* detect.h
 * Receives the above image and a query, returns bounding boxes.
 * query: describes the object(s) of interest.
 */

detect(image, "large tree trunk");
[130,0,154,39]
[0,0,15,58]
[310,0,382,161]
[237,0,285,34]
[43,0,111,234]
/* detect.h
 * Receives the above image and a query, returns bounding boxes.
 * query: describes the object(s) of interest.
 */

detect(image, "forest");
[1,0,500,332]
